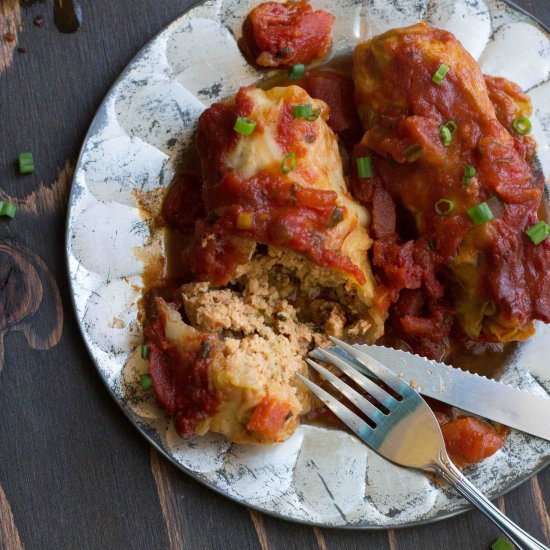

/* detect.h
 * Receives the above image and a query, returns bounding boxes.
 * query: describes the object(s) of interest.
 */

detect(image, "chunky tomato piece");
[145,305,219,439]
[439,416,508,467]
[147,342,177,414]
[240,1,334,68]
[302,72,362,143]
[247,397,292,436]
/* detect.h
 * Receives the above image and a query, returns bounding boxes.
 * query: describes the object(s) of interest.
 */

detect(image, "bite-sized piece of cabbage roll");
[145,295,310,443]
[352,21,549,345]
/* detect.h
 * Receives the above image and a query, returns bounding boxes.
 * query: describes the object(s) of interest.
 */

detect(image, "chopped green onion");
[140,374,153,390]
[356,156,372,178]
[444,120,457,134]
[18,152,34,175]
[435,198,455,215]
[288,64,305,80]
[281,152,297,174]
[402,143,425,162]
[234,117,257,135]
[512,115,532,136]
[467,202,493,226]
[306,107,322,122]
[141,344,149,360]
[0,201,17,218]
[432,63,449,84]
[292,104,313,119]
[525,220,550,245]
[491,538,514,550]
[463,164,476,185]
[464,164,476,177]
[439,125,453,147]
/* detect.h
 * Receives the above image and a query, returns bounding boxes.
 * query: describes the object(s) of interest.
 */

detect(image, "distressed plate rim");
[65,0,550,529]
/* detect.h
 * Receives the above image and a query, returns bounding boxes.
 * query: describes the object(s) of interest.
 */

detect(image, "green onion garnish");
[512,115,532,136]
[467,202,493,226]
[18,152,35,175]
[435,198,455,215]
[525,220,550,245]
[288,64,305,80]
[141,344,149,360]
[0,201,17,218]
[402,143,425,162]
[234,117,257,136]
[444,120,457,134]
[140,374,153,390]
[356,156,372,178]
[306,107,321,122]
[281,152,297,174]
[440,125,453,147]
[432,64,449,84]
[292,104,313,119]
[463,164,476,185]
[464,164,476,177]
[491,538,514,550]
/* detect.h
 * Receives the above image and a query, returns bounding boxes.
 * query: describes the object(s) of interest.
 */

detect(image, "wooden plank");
[250,511,320,550]
[0,484,24,550]
[149,450,262,550]
[315,527,392,550]
[495,468,550,545]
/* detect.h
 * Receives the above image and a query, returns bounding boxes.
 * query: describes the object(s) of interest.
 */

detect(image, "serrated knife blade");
[353,344,550,441]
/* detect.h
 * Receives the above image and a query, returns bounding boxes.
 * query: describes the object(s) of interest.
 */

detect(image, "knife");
[341,344,550,441]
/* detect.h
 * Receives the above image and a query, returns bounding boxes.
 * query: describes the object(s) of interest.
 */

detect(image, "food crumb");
[398,372,404,378]
[410,379,419,389]
[4,32,15,43]
[108,317,126,329]
[34,16,44,27]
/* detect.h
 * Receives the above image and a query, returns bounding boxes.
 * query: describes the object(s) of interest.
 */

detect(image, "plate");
[66,0,550,528]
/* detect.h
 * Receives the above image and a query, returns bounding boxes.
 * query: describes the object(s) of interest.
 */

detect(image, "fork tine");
[329,337,412,396]
[305,358,387,425]
[310,347,399,409]
[295,373,373,439]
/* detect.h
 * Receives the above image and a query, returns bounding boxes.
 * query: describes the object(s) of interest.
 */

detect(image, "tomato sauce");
[145,301,220,438]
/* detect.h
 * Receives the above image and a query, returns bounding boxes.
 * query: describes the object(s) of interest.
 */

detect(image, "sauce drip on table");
[54,0,82,34]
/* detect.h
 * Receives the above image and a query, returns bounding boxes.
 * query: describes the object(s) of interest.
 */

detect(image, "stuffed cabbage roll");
[352,22,550,350]
[145,85,384,443]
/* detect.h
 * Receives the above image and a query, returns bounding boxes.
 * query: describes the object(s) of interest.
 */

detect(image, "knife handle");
[434,452,549,550]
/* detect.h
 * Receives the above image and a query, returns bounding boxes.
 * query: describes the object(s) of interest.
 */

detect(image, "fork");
[298,337,549,550]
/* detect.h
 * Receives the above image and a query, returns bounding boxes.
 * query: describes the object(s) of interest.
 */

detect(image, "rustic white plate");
[66,0,550,528]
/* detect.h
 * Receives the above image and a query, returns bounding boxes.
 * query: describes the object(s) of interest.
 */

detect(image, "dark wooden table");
[0,1,548,549]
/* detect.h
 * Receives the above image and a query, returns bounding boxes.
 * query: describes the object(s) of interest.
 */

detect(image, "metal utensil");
[299,337,549,550]
[331,344,550,441]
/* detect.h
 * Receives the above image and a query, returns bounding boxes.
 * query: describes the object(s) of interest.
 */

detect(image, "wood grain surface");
[0,1,548,549]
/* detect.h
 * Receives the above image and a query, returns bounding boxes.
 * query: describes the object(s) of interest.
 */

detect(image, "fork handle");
[433,452,549,550]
